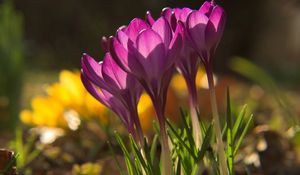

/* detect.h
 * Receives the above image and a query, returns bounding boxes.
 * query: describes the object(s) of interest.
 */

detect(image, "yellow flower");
[47,70,84,111]
[137,89,180,133]
[138,93,155,132]
[171,68,207,94]
[20,70,108,129]
[20,96,66,128]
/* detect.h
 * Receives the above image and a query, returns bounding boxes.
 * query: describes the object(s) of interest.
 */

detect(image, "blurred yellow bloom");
[20,96,66,128]
[138,93,155,132]
[20,70,108,129]
[137,89,179,132]
[171,67,218,97]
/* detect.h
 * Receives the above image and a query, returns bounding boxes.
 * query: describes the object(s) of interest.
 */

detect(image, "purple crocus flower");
[186,1,226,67]
[111,17,182,132]
[148,6,203,148]
[186,1,228,174]
[110,17,183,175]
[81,52,144,144]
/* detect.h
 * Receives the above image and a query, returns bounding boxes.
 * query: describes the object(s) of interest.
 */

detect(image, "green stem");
[154,102,173,175]
[160,125,172,175]
[190,99,202,149]
[206,70,227,175]
[132,107,144,147]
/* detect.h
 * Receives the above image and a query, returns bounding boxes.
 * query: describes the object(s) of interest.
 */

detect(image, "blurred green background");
[1,0,300,130]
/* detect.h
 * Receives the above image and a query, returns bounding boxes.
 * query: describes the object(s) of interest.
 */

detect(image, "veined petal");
[81,72,110,108]
[125,18,150,41]
[116,30,129,49]
[167,21,183,66]
[102,52,128,90]
[209,6,226,34]
[187,11,209,54]
[151,17,172,48]
[136,29,166,78]
[205,6,226,52]
[81,53,107,89]
[111,37,145,77]
[111,37,131,72]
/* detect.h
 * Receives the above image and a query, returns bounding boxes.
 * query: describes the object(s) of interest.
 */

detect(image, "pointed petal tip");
[161,7,172,14]
[145,11,155,25]
[101,36,107,41]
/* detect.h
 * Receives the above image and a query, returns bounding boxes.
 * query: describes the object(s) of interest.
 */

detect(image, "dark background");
[11,0,300,85]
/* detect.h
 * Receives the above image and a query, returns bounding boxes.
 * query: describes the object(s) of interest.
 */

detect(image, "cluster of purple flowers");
[81,1,226,174]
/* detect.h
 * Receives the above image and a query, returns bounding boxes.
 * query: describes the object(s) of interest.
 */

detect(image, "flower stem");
[132,107,144,146]
[206,69,227,175]
[188,88,202,149]
[154,103,173,175]
[160,123,172,175]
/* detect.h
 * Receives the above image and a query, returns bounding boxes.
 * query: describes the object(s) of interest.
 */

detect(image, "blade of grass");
[166,120,198,160]
[226,88,234,175]
[233,115,254,156]
[232,105,247,140]
[129,136,151,174]
[175,157,181,175]
[150,134,158,163]
[197,124,213,161]
[114,132,138,175]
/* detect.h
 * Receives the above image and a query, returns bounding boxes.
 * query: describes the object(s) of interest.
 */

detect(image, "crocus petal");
[199,1,214,16]
[111,37,145,77]
[145,11,155,25]
[187,11,209,56]
[161,7,173,22]
[205,6,226,52]
[136,29,166,78]
[117,25,127,33]
[116,30,129,49]
[209,6,226,34]
[174,8,192,23]
[81,72,110,107]
[102,52,128,90]
[81,53,107,89]
[161,7,177,30]
[111,37,131,71]
[101,36,111,52]
[167,21,183,67]
[151,17,172,48]
[125,18,150,41]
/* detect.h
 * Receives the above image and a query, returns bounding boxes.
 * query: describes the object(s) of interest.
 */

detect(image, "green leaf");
[222,122,228,140]
[175,157,181,175]
[166,119,197,160]
[179,108,192,134]
[232,105,247,141]
[129,136,151,174]
[207,148,220,175]
[114,132,138,175]
[150,134,159,164]
[197,124,213,161]
[233,115,254,156]
[226,88,234,175]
